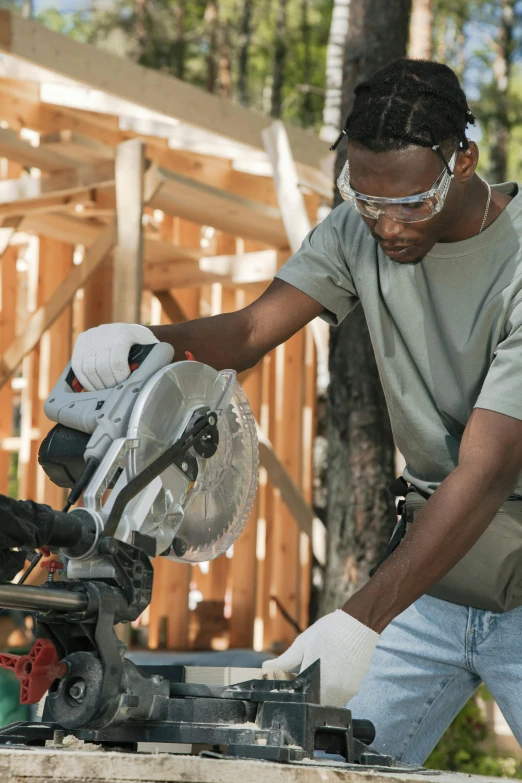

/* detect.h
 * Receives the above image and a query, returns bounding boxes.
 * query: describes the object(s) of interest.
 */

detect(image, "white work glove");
[72,323,159,391]
[262,610,379,708]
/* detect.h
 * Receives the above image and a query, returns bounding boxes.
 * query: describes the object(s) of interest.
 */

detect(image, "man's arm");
[149,279,324,372]
[343,407,522,632]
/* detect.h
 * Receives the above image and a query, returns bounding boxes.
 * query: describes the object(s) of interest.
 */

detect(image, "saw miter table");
[0,344,407,772]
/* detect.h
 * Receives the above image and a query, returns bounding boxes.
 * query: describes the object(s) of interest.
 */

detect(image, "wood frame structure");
[0,12,331,653]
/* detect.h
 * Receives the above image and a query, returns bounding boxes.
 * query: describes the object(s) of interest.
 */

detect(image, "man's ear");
[456,141,478,183]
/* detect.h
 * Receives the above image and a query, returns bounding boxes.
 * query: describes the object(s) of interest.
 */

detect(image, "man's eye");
[403,201,425,211]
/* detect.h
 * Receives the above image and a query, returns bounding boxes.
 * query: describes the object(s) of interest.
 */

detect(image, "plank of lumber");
[0,161,114,206]
[39,129,114,164]
[144,249,279,291]
[0,745,470,783]
[0,191,91,219]
[262,120,329,389]
[0,127,78,172]
[35,237,73,508]
[20,213,103,246]
[257,423,326,566]
[0,247,17,495]
[0,220,116,388]
[0,11,330,172]
[112,139,145,323]
[154,290,189,323]
[150,168,287,247]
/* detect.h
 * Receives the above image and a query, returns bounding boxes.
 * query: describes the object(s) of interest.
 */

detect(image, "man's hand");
[344,407,522,633]
[262,610,379,707]
[72,324,158,391]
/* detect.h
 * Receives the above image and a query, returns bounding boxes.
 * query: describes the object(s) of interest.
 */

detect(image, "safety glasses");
[337,151,457,223]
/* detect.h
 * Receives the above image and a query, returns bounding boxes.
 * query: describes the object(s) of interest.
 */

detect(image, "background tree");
[319,0,411,614]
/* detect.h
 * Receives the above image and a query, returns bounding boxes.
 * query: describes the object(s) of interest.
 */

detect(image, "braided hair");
[331,59,475,173]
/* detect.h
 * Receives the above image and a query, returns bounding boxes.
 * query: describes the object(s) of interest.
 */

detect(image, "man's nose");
[374,213,404,240]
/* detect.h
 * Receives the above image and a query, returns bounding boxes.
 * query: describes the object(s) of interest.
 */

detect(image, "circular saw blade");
[126,361,258,563]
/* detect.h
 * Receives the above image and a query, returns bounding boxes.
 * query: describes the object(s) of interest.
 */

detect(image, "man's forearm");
[343,462,516,633]
[149,311,259,372]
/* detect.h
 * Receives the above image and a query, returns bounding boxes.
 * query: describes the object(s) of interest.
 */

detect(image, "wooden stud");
[0,220,116,389]
[112,139,145,323]
[0,247,17,495]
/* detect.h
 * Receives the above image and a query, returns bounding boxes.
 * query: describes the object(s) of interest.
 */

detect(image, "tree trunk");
[300,0,313,127]
[489,0,514,183]
[204,0,220,93]
[174,0,186,81]
[408,0,432,59]
[320,0,412,615]
[219,19,232,98]
[320,0,351,143]
[238,0,254,106]
[271,0,289,118]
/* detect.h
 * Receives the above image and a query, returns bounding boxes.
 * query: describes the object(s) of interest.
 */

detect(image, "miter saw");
[0,344,404,770]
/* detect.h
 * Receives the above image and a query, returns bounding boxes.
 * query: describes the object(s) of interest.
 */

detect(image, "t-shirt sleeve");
[475,295,522,420]
[275,204,360,326]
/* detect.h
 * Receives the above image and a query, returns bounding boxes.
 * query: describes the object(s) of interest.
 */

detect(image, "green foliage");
[34,0,331,131]
[426,687,522,778]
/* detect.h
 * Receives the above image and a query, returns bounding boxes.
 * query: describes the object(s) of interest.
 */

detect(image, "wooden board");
[0,746,485,783]
[112,139,145,323]
[0,11,330,172]
[0,221,116,388]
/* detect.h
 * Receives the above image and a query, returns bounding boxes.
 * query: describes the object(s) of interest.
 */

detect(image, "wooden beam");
[262,119,329,390]
[112,139,145,323]
[257,423,326,566]
[0,220,116,388]
[39,130,114,165]
[0,192,91,220]
[0,247,17,495]
[154,290,189,323]
[0,128,79,173]
[20,213,103,246]
[150,168,287,247]
[144,249,279,291]
[0,161,114,207]
[0,12,330,172]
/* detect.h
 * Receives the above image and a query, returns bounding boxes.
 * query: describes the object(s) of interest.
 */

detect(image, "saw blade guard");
[126,361,259,563]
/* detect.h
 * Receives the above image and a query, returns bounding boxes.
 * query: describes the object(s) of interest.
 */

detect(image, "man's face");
[347,141,477,264]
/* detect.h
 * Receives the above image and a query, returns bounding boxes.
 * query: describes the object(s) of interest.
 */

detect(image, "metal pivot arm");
[104,409,218,536]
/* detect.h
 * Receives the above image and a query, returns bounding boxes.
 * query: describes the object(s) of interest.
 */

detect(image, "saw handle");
[66,343,156,393]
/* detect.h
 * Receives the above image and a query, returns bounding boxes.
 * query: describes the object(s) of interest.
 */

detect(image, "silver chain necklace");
[479,181,492,234]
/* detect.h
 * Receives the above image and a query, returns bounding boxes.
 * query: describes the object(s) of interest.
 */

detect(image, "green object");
[427,688,522,778]
[0,666,29,728]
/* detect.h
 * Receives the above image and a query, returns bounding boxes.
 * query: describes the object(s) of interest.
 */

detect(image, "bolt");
[68,681,86,702]
[181,461,189,472]
[99,537,119,556]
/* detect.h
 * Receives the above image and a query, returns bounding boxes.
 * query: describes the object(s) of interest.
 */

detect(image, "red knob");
[40,559,63,574]
[0,639,67,703]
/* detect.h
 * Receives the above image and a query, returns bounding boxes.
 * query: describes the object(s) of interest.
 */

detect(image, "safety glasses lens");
[354,198,436,222]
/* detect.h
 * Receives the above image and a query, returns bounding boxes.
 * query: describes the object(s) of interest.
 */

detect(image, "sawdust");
[45,734,102,752]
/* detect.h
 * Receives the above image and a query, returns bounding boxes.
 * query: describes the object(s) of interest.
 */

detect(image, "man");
[57,58,522,760]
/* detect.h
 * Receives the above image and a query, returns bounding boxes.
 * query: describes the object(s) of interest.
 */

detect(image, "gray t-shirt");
[276,182,522,496]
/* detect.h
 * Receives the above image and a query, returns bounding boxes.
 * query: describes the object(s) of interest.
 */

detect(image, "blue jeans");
[347,594,522,764]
